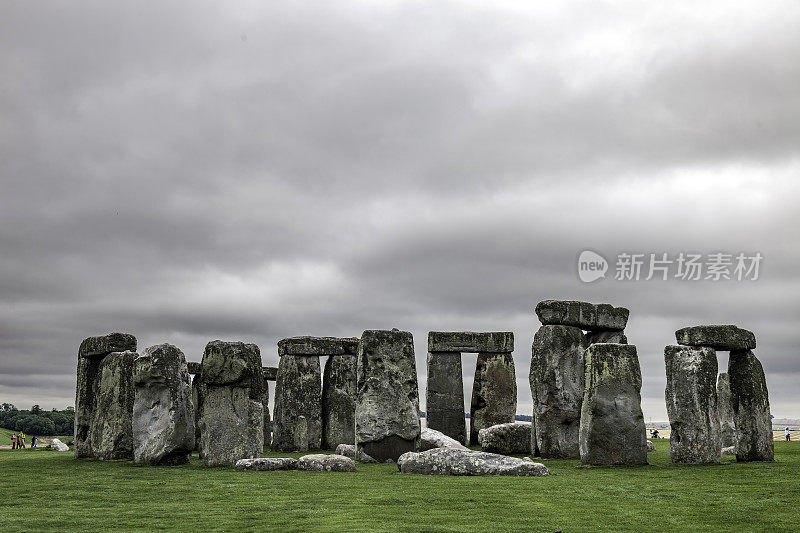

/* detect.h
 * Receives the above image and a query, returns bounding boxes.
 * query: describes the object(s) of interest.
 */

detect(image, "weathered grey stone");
[133,344,195,466]
[427,332,514,353]
[397,448,549,476]
[355,329,421,462]
[717,373,737,448]
[51,438,69,452]
[419,427,468,451]
[335,443,377,463]
[585,330,628,345]
[664,345,721,464]
[187,361,201,375]
[579,343,647,466]
[272,355,322,451]
[530,325,585,459]
[535,301,629,332]
[278,336,359,356]
[261,370,271,448]
[88,350,137,460]
[675,325,756,351]
[729,350,773,462]
[192,374,200,451]
[647,440,655,452]
[75,333,137,459]
[263,366,278,381]
[322,354,357,449]
[234,457,298,471]
[198,341,264,466]
[478,422,532,455]
[722,445,736,455]
[78,332,137,358]
[425,352,466,444]
[470,352,516,445]
[297,453,356,472]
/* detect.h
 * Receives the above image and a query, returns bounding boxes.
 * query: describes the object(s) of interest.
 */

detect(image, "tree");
[31,404,41,415]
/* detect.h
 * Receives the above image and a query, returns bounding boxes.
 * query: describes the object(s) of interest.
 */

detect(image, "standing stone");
[262,370,271,448]
[425,351,466,444]
[192,373,201,451]
[355,329,421,462]
[470,352,517,445]
[664,345,721,464]
[579,343,647,466]
[75,333,137,459]
[530,325,585,458]
[132,344,194,465]
[271,355,322,451]
[322,354,357,449]
[717,373,737,448]
[729,350,774,462]
[198,341,264,466]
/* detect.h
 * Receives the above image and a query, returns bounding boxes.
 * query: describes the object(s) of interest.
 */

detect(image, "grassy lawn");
[0,441,797,532]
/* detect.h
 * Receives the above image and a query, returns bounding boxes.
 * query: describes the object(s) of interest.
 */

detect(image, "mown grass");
[0,441,797,532]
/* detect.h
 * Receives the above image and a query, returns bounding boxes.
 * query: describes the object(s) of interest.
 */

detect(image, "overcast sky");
[1,1,798,420]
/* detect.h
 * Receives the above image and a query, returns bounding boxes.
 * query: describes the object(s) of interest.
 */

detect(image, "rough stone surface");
[585,330,628,345]
[530,325,585,459]
[133,344,195,465]
[75,349,137,460]
[478,422,532,455]
[675,325,756,351]
[664,345,721,464]
[272,355,322,451]
[427,331,514,353]
[535,301,629,332]
[419,427,468,451]
[234,457,298,471]
[335,443,377,463]
[579,343,647,466]
[187,361,201,375]
[647,440,655,452]
[728,350,774,462]
[278,336,359,356]
[192,374,200,450]
[75,333,137,459]
[198,341,264,466]
[263,366,278,381]
[470,352,516,445]
[397,448,549,476]
[297,453,356,472]
[355,329,421,462]
[78,332,137,359]
[722,446,736,455]
[261,371,271,448]
[51,438,70,451]
[322,354,357,449]
[717,373,737,448]
[425,352,466,444]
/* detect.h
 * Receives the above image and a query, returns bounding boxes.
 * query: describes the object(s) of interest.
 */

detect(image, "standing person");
[10,433,17,450]
[18,432,25,449]
[786,428,791,442]
[31,436,37,448]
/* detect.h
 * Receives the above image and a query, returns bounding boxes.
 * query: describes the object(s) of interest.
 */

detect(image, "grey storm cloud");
[1,1,799,419]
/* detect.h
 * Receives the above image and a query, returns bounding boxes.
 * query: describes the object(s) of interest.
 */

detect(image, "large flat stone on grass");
[397,448,549,476]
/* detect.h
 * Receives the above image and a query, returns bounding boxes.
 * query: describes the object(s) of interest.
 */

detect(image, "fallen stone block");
[478,422,532,455]
[647,440,655,452]
[419,428,468,451]
[234,457,298,471]
[297,454,356,472]
[397,448,549,476]
[334,443,377,463]
[51,438,70,452]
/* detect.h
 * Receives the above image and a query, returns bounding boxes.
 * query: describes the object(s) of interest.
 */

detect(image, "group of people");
[9,433,37,449]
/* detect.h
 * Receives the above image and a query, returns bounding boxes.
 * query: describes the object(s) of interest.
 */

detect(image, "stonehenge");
[197,341,264,466]
[530,300,629,459]
[75,332,137,460]
[664,345,721,463]
[717,373,737,448]
[579,343,647,466]
[132,344,195,465]
[355,329,421,462]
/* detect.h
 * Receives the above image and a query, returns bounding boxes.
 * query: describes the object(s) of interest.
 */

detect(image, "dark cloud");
[1,1,798,418]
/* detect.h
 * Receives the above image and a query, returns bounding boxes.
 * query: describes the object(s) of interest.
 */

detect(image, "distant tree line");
[0,403,74,436]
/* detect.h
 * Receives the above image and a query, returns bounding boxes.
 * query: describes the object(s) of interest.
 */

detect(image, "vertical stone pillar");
[356,329,421,462]
[271,355,322,451]
[664,345,721,463]
[198,341,264,466]
[262,370,271,449]
[579,343,647,466]
[530,325,585,458]
[74,332,137,460]
[717,372,737,448]
[729,349,774,462]
[322,353,358,449]
[425,351,466,444]
[469,352,516,445]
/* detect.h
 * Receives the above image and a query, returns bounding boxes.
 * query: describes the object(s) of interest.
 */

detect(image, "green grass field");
[0,441,797,532]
